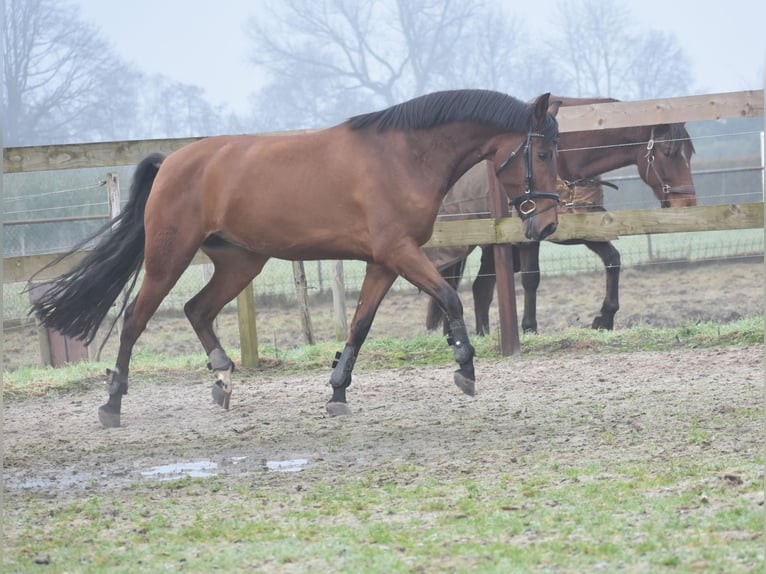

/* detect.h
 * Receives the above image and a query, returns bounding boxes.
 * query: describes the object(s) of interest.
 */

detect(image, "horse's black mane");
[348,89,558,142]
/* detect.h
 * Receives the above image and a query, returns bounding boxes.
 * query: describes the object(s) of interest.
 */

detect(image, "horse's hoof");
[212,382,231,410]
[591,316,613,330]
[326,402,352,417]
[454,369,476,397]
[98,405,121,428]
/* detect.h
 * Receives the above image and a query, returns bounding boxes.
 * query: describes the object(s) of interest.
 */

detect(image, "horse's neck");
[559,126,649,179]
[416,123,510,194]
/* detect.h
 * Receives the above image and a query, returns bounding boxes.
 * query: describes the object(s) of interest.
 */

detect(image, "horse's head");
[493,93,560,241]
[636,123,697,208]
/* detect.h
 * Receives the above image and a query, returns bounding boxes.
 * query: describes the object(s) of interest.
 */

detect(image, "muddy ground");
[2,258,764,569]
[4,261,763,486]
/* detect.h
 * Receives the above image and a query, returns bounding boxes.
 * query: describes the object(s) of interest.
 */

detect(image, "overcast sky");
[77,0,765,115]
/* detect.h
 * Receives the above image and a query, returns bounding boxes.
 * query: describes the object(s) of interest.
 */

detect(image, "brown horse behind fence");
[30,89,560,428]
[426,95,696,334]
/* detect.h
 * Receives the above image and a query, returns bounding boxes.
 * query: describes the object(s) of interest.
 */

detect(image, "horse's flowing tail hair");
[29,153,166,344]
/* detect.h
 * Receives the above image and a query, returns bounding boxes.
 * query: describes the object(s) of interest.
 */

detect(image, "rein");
[561,178,619,191]
[644,128,696,196]
[495,130,560,216]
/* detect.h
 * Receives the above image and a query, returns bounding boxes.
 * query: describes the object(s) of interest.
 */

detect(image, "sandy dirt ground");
[2,258,763,571]
[3,345,763,497]
[2,258,763,500]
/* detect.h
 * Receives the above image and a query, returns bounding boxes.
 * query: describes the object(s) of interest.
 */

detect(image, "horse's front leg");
[327,263,397,416]
[396,247,476,396]
[517,242,541,333]
[586,240,621,330]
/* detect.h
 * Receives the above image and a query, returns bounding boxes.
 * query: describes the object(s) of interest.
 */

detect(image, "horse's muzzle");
[524,218,557,241]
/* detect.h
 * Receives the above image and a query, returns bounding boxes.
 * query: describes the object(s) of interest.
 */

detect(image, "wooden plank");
[5,203,763,285]
[546,202,765,241]
[292,261,315,345]
[556,90,764,132]
[426,202,764,248]
[236,281,259,367]
[427,219,497,247]
[3,137,203,173]
[331,261,348,341]
[5,250,211,284]
[3,128,315,173]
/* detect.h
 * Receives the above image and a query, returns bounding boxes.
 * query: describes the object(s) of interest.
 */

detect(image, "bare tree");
[549,0,691,99]
[132,74,243,139]
[624,30,692,99]
[2,0,141,145]
[245,0,551,130]
[2,0,243,145]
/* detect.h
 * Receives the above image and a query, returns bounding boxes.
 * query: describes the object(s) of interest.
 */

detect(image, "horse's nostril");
[539,221,557,241]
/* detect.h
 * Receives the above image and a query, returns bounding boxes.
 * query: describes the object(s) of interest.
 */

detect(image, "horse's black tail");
[28,153,166,344]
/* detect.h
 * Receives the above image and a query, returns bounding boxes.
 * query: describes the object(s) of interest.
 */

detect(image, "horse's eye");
[537,152,549,161]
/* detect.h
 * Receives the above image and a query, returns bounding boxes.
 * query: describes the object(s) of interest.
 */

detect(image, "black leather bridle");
[644,127,696,197]
[495,129,560,216]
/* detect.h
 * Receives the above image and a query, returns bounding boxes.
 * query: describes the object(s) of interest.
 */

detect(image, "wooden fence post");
[331,261,348,340]
[485,161,521,356]
[95,173,123,360]
[237,281,259,367]
[292,261,315,345]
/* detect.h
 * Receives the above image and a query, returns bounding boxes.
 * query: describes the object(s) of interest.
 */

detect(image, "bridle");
[644,127,696,197]
[495,128,560,217]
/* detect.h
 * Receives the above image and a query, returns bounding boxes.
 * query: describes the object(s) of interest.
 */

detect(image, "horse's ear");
[547,99,563,118]
[532,93,551,127]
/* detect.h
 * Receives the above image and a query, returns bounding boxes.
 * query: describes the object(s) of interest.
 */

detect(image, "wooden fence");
[3,90,765,365]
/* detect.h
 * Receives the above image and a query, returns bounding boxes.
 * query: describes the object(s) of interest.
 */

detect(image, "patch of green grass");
[5,456,762,573]
[4,315,762,400]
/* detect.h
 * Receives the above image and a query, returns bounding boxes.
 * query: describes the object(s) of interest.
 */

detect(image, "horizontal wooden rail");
[426,202,765,247]
[555,90,764,131]
[2,129,313,174]
[4,251,212,285]
[6,203,763,284]
[4,91,762,174]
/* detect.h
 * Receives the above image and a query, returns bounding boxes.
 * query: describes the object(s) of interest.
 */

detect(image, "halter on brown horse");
[426,95,696,334]
[30,89,560,427]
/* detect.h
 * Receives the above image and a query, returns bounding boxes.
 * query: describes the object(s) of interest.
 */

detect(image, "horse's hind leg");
[586,240,621,330]
[327,263,398,416]
[100,250,197,427]
[185,246,270,409]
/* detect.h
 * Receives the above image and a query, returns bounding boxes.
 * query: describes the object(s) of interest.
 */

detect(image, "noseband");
[644,128,696,197]
[495,130,560,216]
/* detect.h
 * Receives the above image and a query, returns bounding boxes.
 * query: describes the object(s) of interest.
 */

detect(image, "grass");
[6,456,763,572]
[3,317,763,572]
[3,315,762,400]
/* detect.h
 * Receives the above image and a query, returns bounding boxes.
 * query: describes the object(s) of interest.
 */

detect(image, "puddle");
[266,458,309,473]
[7,456,310,490]
[141,460,218,480]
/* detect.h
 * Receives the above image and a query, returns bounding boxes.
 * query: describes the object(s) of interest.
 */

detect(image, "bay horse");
[30,89,560,428]
[425,95,696,335]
